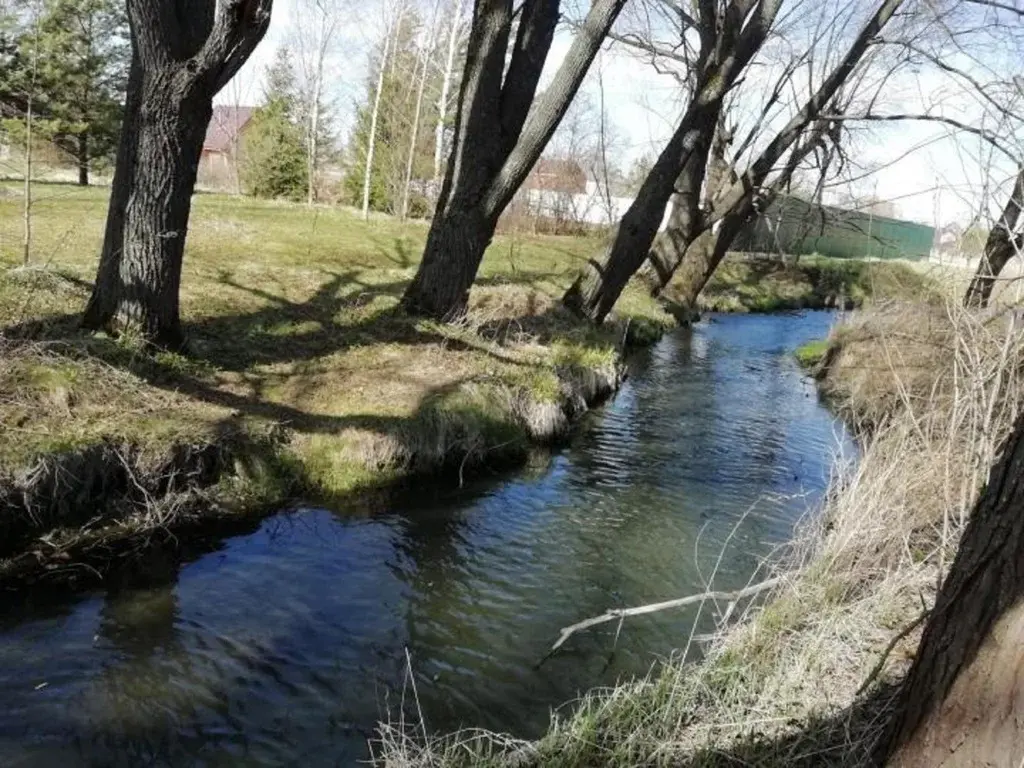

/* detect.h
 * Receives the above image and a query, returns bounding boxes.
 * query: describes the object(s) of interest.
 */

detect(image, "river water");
[0,312,853,767]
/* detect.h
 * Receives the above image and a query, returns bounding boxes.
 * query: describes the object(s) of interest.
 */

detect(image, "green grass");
[698,254,938,313]
[0,183,674,557]
[795,339,830,369]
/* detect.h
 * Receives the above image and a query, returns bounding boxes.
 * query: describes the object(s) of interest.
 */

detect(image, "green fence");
[731,195,935,260]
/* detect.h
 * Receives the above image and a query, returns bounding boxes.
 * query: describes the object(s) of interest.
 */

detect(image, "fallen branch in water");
[550,577,783,653]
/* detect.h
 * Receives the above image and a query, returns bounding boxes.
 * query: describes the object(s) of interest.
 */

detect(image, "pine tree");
[241,46,308,200]
[0,0,128,185]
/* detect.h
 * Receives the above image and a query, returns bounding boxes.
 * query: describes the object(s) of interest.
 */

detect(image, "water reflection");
[0,312,853,767]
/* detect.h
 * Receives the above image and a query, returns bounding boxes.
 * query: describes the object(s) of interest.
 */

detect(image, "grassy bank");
[376,296,1023,766]
[697,254,937,313]
[0,183,675,587]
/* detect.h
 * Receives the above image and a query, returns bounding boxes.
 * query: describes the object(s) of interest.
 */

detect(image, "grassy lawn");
[0,183,673,575]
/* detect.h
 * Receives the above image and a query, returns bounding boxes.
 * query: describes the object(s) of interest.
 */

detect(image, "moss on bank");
[698,254,938,314]
[0,184,675,587]
[794,339,830,369]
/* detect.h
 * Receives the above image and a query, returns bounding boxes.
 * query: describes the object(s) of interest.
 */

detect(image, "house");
[198,105,254,191]
[523,158,587,195]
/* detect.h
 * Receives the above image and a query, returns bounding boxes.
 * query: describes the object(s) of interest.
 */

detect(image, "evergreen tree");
[0,0,128,185]
[241,46,308,200]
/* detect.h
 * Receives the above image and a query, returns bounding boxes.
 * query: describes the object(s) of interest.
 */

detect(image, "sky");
[217,0,1022,228]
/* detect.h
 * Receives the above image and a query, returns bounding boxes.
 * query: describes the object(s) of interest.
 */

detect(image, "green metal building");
[731,195,935,260]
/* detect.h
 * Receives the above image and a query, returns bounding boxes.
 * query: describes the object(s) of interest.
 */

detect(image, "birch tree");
[361,2,405,219]
[433,0,467,189]
[401,0,443,219]
[293,0,341,206]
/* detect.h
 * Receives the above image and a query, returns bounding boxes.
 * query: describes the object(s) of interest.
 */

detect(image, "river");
[0,311,854,767]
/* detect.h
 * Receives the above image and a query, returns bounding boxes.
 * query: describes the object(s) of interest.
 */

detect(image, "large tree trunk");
[403,208,493,317]
[965,167,1024,308]
[83,53,142,331]
[878,409,1024,766]
[81,0,272,349]
[402,0,625,320]
[114,84,211,348]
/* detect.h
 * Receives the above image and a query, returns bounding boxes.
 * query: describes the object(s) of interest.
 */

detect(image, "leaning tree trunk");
[82,0,272,350]
[402,0,625,321]
[561,0,783,325]
[878,408,1024,766]
[562,95,724,324]
[964,167,1024,309]
[663,213,747,315]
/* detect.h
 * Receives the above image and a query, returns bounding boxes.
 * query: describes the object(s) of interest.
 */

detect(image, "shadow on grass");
[673,682,898,767]
[0,266,606,483]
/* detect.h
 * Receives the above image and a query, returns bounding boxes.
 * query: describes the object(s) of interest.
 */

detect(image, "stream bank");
[0,312,851,767]
[372,301,1022,768]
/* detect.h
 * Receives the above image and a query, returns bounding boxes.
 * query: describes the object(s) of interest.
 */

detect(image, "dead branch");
[549,576,782,652]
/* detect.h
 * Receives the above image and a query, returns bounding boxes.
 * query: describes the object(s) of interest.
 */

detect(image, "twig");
[549,577,782,653]
[855,609,930,696]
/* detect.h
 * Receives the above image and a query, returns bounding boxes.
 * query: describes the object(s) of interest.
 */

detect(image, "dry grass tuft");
[373,294,1024,767]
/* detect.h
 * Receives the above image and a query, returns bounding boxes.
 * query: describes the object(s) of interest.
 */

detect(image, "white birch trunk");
[401,0,443,220]
[362,12,396,220]
[433,0,464,189]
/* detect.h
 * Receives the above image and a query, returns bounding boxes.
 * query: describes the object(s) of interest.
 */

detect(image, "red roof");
[203,105,254,153]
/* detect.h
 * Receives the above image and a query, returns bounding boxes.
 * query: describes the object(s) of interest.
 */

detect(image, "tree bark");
[402,0,625,320]
[562,0,781,324]
[567,0,904,324]
[77,133,89,186]
[964,167,1024,308]
[84,52,142,331]
[878,409,1024,766]
[642,116,735,294]
[81,0,273,350]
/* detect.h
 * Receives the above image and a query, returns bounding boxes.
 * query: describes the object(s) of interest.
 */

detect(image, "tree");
[563,0,908,325]
[241,47,308,200]
[877,405,1024,764]
[292,0,342,206]
[35,0,127,185]
[561,0,785,324]
[81,0,273,350]
[401,0,628,320]
[965,168,1024,307]
[0,0,128,185]
[344,4,418,216]
[433,0,468,190]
